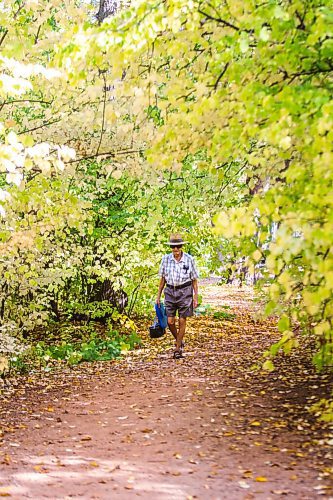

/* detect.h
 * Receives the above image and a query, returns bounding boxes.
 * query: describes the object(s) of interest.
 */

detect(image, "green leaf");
[278,315,290,333]
[262,360,275,372]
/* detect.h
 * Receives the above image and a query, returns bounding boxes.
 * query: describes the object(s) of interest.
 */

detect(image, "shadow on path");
[0,285,332,499]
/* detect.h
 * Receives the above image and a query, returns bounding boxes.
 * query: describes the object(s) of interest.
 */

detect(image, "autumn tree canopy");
[0,0,332,369]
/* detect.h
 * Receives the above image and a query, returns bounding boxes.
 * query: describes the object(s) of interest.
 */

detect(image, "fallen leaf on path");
[242,470,253,478]
[80,435,92,441]
[33,465,48,473]
[0,489,11,497]
[0,284,332,499]
[1,454,11,465]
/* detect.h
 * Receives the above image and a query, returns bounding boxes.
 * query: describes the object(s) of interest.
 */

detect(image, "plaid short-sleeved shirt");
[159,252,199,286]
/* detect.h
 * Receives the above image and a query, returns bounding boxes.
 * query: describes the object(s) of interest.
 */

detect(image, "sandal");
[173,350,183,359]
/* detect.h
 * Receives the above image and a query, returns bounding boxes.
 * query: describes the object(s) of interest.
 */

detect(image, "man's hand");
[156,297,161,307]
[192,279,198,310]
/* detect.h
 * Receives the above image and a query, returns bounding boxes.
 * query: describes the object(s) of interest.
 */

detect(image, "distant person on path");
[156,233,199,359]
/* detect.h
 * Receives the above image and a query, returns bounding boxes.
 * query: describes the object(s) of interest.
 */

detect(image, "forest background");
[0,0,332,415]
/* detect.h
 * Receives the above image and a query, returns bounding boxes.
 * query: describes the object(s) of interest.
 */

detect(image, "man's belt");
[166,281,192,290]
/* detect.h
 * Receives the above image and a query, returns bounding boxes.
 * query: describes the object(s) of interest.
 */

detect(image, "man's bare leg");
[176,317,186,351]
[168,316,177,340]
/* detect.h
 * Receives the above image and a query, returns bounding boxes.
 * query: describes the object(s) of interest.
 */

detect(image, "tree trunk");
[96,0,119,23]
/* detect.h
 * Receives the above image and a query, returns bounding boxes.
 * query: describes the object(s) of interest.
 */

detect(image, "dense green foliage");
[9,326,141,374]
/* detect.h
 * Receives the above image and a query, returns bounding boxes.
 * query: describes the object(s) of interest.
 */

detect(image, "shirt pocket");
[182,263,189,275]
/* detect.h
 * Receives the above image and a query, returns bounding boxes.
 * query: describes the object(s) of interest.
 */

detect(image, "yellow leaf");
[262,360,275,372]
[112,170,122,180]
[5,120,16,128]
[256,476,268,482]
[80,435,92,441]
[252,249,262,262]
[250,421,261,426]
[0,487,11,497]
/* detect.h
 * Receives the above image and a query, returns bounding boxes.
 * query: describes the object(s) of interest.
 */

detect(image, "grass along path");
[0,284,332,499]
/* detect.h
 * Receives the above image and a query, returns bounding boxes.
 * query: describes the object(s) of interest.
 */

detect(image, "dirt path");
[0,285,332,499]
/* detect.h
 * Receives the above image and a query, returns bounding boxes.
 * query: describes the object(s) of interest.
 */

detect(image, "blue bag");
[155,302,168,329]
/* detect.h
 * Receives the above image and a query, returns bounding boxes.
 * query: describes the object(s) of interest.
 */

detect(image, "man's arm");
[190,256,199,310]
[192,278,198,309]
[156,276,166,306]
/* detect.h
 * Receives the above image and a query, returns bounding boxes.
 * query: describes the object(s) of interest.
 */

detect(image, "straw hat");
[168,233,188,246]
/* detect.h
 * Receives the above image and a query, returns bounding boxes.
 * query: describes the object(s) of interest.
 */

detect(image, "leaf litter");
[0,283,332,498]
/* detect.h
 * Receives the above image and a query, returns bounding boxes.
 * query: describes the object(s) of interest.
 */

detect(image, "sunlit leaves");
[0,0,332,372]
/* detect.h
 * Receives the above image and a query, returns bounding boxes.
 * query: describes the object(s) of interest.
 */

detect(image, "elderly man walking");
[156,233,199,359]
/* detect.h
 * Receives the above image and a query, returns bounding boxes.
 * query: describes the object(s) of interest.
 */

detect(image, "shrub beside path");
[0,284,332,499]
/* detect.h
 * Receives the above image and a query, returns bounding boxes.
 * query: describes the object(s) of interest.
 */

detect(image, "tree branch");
[0,2,26,49]
[198,9,240,31]
[34,25,41,45]
[1,99,52,107]
[18,118,61,135]
[96,73,107,156]
[0,29,8,48]
[295,10,306,30]
[66,149,144,164]
[217,165,246,201]
[212,62,229,90]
